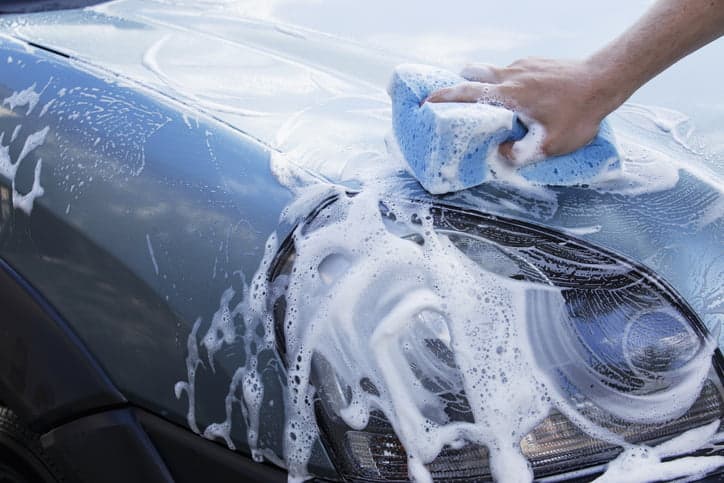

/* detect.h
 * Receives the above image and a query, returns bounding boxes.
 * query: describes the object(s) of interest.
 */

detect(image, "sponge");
[388,64,621,194]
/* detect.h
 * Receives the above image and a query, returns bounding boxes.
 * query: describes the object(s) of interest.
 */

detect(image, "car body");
[0,1,723,482]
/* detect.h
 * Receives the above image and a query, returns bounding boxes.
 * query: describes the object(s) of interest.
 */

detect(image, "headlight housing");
[270,195,724,482]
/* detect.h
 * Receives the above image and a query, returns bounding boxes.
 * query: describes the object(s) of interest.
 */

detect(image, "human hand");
[425,58,622,166]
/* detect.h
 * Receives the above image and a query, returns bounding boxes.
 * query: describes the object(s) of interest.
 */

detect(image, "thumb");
[499,122,546,167]
[498,141,515,164]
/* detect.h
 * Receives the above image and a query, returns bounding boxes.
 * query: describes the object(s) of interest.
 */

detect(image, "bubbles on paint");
[171,69,723,483]
[254,174,720,482]
[174,236,283,462]
[508,113,545,166]
[2,82,41,115]
[429,102,516,186]
[595,421,724,483]
[0,102,48,215]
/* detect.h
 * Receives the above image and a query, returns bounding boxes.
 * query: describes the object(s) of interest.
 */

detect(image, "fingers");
[425,82,489,103]
[498,141,514,163]
[460,63,501,83]
[425,82,510,107]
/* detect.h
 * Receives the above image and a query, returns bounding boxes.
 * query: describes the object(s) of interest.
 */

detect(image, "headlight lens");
[271,199,724,482]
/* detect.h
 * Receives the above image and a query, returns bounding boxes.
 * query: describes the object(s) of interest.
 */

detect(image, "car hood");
[1,0,397,160]
[0,2,722,477]
[2,0,722,336]
[4,0,723,167]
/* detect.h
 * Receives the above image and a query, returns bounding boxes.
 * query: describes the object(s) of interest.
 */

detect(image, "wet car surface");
[0,1,722,482]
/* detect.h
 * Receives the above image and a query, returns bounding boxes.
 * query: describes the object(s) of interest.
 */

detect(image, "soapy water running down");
[175,142,724,482]
[0,7,721,481]
[173,97,724,481]
[271,175,722,483]
[168,61,724,483]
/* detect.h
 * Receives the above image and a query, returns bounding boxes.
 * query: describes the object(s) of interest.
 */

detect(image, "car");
[0,0,723,482]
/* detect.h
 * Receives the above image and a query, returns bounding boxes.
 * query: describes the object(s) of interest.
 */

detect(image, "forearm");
[425,0,724,162]
[586,0,724,115]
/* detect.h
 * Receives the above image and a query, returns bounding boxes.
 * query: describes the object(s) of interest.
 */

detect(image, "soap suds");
[10,124,21,143]
[201,287,238,371]
[428,101,515,189]
[175,111,723,482]
[177,146,721,482]
[2,83,41,115]
[174,317,203,434]
[17,126,49,165]
[559,224,602,236]
[12,158,44,215]
[39,98,55,117]
[0,133,15,180]
[0,121,49,215]
[595,421,724,483]
[175,236,282,462]
[44,85,171,179]
[630,103,699,155]
[508,113,545,166]
[596,104,723,196]
[163,53,722,483]
[276,181,554,482]
[146,233,160,275]
[269,175,720,482]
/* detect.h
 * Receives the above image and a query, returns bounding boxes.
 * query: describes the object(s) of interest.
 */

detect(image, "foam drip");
[169,76,724,483]
[2,83,41,115]
[595,421,724,483]
[0,117,48,215]
[263,171,721,482]
[173,153,722,482]
[174,235,283,462]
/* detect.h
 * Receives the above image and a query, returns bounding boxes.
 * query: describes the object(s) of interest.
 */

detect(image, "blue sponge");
[388,64,621,194]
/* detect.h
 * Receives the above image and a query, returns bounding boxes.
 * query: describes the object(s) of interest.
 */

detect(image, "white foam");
[174,317,203,434]
[3,83,41,115]
[597,104,724,196]
[0,132,17,179]
[18,126,49,164]
[172,83,723,483]
[10,124,21,143]
[12,158,44,215]
[559,224,602,236]
[201,287,239,371]
[262,172,718,482]
[39,99,55,117]
[146,234,160,275]
[425,101,515,191]
[169,135,724,482]
[595,421,724,483]
[0,124,49,215]
[509,113,545,166]
[174,235,282,462]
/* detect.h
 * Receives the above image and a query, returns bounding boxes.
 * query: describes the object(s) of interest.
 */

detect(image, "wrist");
[581,54,636,121]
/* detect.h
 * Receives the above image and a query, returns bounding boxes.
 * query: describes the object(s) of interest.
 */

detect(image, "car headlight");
[269,195,724,482]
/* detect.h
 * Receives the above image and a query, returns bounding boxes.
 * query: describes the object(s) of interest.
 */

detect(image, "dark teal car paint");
[0,39,295,446]
[0,2,722,481]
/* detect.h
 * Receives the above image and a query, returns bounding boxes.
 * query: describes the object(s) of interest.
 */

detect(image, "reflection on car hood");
[1,0,400,153]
